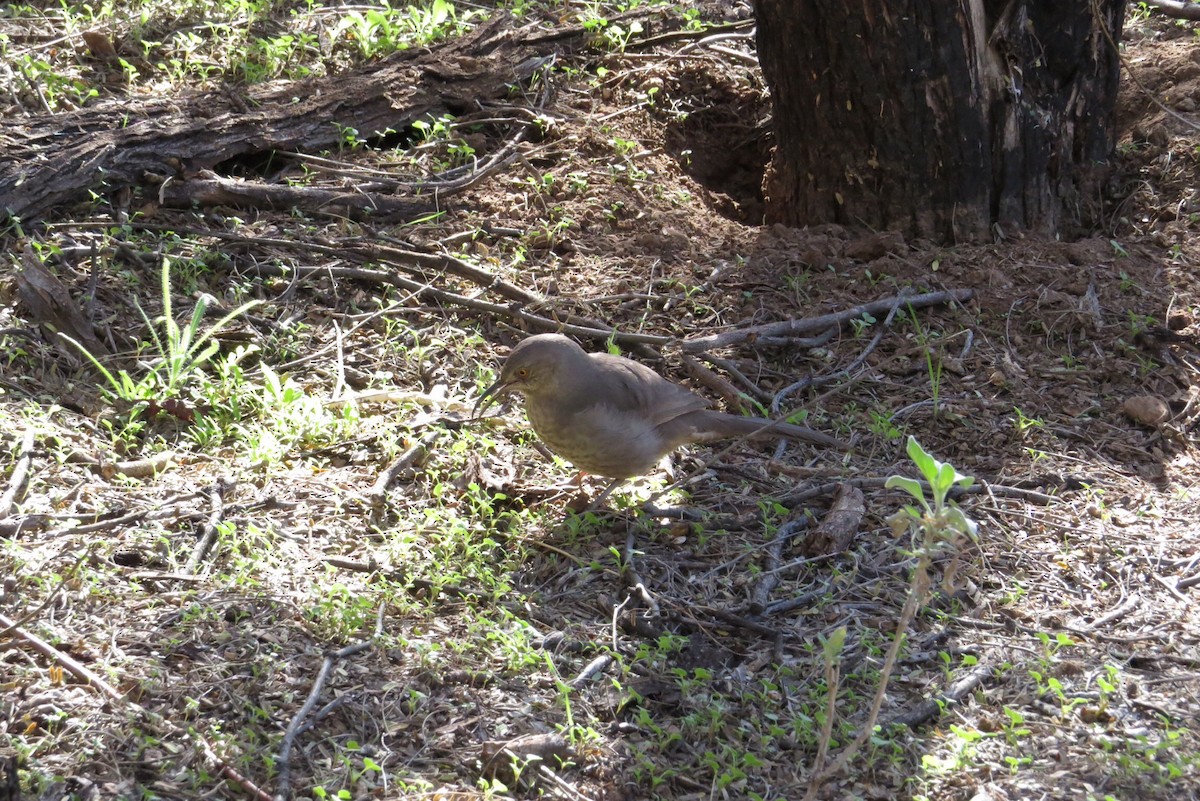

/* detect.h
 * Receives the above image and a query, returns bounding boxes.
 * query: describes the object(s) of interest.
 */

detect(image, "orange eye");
[516,368,529,378]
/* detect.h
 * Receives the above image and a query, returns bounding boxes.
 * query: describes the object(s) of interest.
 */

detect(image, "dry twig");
[274,607,382,801]
[0,428,35,519]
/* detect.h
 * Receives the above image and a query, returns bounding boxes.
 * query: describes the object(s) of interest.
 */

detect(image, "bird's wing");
[591,353,709,426]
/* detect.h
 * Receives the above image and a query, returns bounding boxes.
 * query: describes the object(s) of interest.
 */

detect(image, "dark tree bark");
[755,1,1125,242]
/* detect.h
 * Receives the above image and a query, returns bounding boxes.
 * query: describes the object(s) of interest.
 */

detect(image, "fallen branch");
[761,581,834,617]
[183,479,235,575]
[0,428,35,519]
[681,352,755,413]
[43,504,208,539]
[157,173,437,220]
[103,451,177,480]
[747,518,805,613]
[696,605,784,638]
[778,476,1056,507]
[681,288,974,353]
[569,653,615,688]
[614,529,662,641]
[0,15,577,224]
[367,431,440,507]
[368,239,542,305]
[887,660,995,729]
[277,103,541,186]
[244,262,673,346]
[1143,0,1200,20]
[274,624,379,801]
[64,449,178,479]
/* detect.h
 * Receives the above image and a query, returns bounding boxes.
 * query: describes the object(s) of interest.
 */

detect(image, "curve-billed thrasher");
[474,333,849,480]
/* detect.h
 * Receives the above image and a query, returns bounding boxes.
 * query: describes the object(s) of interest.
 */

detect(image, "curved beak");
[472,376,513,420]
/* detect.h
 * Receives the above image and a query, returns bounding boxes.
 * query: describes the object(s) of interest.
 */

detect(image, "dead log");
[0,16,578,226]
[1143,0,1200,20]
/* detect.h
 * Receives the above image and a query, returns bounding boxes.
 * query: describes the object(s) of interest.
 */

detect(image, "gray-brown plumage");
[474,334,849,479]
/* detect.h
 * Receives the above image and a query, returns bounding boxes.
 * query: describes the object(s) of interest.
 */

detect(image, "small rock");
[1121,395,1170,427]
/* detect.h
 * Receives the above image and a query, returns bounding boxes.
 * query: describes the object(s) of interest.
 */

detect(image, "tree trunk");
[755,1,1125,242]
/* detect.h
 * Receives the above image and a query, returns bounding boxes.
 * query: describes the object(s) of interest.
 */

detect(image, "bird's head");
[473,334,586,418]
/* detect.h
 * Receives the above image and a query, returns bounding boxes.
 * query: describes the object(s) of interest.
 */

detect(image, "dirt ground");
[1,5,1199,801]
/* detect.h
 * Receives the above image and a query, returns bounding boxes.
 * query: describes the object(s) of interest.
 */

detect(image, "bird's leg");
[563,470,596,513]
[585,477,626,511]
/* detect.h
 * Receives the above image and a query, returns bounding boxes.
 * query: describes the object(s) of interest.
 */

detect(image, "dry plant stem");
[0,613,126,700]
[0,428,35,518]
[811,643,840,792]
[699,43,758,66]
[64,450,177,479]
[111,225,968,362]
[184,479,234,576]
[697,523,822,581]
[696,353,773,403]
[369,238,542,304]
[535,763,597,801]
[0,574,72,644]
[803,556,931,800]
[1178,571,1200,590]
[682,288,974,353]
[359,119,531,192]
[326,557,495,606]
[1069,593,1140,634]
[0,611,271,801]
[331,321,348,401]
[773,313,890,410]
[631,18,753,49]
[642,399,837,509]
[121,222,545,308]
[279,305,415,373]
[749,534,785,611]
[273,608,381,801]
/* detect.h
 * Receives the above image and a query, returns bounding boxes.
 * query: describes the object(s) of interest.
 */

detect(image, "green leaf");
[945,507,979,539]
[823,626,847,661]
[884,475,925,504]
[904,435,936,480]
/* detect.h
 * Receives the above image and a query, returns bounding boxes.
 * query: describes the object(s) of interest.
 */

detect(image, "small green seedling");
[885,436,978,543]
